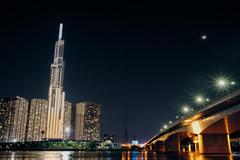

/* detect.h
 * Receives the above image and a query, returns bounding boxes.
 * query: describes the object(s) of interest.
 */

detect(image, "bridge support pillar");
[145,144,151,151]
[198,133,231,154]
[194,142,199,153]
[158,144,165,152]
[154,141,165,152]
[165,134,180,153]
[149,145,153,151]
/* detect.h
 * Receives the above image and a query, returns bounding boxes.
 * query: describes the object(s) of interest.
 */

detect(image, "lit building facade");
[27,99,48,141]
[63,101,72,140]
[75,102,101,141]
[46,23,66,140]
[0,97,28,142]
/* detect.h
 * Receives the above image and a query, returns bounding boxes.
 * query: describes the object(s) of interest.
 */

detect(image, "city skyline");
[0,24,102,143]
[2,2,240,143]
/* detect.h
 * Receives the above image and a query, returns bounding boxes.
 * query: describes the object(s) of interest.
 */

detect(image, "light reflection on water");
[0,151,239,160]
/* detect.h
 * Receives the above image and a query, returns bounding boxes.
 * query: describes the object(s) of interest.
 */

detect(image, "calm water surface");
[0,151,240,160]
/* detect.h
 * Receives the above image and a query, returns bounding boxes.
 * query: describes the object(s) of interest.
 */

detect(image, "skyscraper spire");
[58,23,63,40]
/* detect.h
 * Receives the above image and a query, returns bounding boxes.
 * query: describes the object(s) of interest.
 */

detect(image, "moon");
[201,35,207,40]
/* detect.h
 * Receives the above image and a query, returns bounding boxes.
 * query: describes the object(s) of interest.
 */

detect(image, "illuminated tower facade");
[63,101,72,140]
[46,23,65,139]
[0,97,28,142]
[75,102,101,141]
[27,99,48,141]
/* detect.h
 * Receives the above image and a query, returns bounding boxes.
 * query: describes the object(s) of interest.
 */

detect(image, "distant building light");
[65,127,70,133]
[132,140,138,145]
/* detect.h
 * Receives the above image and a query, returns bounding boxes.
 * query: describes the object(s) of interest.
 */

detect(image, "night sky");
[1,1,240,143]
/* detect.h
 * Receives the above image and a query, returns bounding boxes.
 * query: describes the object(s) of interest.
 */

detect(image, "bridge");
[145,89,240,154]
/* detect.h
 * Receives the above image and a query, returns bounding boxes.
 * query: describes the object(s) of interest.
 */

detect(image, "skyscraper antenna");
[58,23,63,40]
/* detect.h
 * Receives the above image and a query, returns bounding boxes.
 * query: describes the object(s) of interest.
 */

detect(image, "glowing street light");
[216,79,228,89]
[231,81,236,85]
[182,105,190,114]
[163,125,168,129]
[195,95,204,104]
[213,75,235,91]
[217,79,226,87]
[206,98,210,102]
[169,121,172,124]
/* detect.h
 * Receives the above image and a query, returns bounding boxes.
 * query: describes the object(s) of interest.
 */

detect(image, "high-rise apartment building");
[27,99,48,141]
[46,23,66,140]
[75,102,101,141]
[63,101,72,140]
[0,97,28,142]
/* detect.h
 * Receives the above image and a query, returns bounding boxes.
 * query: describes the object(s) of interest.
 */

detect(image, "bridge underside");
[198,133,231,154]
[147,110,240,154]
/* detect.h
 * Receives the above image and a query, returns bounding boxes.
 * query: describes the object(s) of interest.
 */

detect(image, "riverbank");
[0,141,142,151]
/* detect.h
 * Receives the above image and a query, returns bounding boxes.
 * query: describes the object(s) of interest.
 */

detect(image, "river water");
[0,151,240,160]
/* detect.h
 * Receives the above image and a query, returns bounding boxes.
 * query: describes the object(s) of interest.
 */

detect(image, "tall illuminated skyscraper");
[46,23,66,140]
